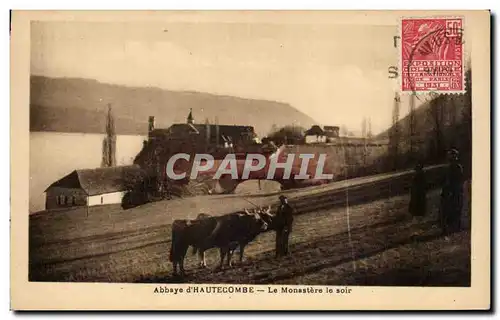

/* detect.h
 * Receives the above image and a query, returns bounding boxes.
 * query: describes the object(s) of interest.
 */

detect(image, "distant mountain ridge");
[30,76,317,137]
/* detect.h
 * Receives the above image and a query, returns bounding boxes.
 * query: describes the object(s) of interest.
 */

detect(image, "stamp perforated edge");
[397,15,468,96]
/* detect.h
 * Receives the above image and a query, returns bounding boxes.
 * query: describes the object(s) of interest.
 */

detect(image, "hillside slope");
[375,70,472,173]
[30,76,316,136]
[377,70,472,143]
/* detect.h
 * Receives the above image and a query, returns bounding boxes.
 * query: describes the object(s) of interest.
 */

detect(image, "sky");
[31,21,412,135]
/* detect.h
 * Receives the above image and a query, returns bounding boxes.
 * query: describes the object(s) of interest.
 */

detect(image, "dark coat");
[409,170,427,216]
[440,162,464,221]
[274,202,294,257]
[275,202,294,232]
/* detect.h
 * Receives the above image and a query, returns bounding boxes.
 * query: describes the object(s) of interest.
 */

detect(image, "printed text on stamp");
[401,17,464,93]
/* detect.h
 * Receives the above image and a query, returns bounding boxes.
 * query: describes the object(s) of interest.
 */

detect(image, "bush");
[267,125,306,145]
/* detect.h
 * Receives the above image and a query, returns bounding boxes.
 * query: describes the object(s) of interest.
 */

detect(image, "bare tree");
[268,125,306,145]
[367,117,373,139]
[204,117,211,145]
[215,116,220,146]
[389,92,401,170]
[462,68,472,126]
[408,93,416,157]
[428,93,446,161]
[360,117,368,170]
[459,68,472,175]
[361,117,367,138]
[340,125,348,137]
[269,123,278,135]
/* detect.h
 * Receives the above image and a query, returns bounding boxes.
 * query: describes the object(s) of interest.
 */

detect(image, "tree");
[101,103,117,167]
[204,118,211,145]
[361,117,368,170]
[269,123,279,136]
[215,116,220,146]
[340,125,355,137]
[120,167,150,209]
[459,68,472,177]
[428,92,446,161]
[408,93,416,157]
[462,68,472,133]
[388,92,401,169]
[367,118,373,139]
[340,125,348,137]
[361,117,367,138]
[268,125,306,145]
[122,167,147,192]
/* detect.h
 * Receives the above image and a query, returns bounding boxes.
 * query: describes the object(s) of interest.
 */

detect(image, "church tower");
[187,108,194,124]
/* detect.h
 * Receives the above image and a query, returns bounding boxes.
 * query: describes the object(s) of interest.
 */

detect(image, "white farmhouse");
[304,125,340,144]
[44,165,144,210]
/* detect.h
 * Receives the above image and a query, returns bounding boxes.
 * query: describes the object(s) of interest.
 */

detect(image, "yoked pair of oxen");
[169,206,277,277]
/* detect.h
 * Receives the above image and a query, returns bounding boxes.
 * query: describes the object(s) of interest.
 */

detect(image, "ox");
[169,208,272,276]
[193,207,273,268]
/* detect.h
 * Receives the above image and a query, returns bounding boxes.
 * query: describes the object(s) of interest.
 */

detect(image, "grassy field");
[29,167,470,286]
[140,188,471,286]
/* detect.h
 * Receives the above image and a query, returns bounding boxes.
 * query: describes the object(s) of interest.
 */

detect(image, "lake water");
[29,132,147,213]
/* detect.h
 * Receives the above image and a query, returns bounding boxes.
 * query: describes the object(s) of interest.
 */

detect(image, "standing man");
[440,149,464,236]
[275,195,294,257]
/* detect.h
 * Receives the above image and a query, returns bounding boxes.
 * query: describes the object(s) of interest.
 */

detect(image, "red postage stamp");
[400,17,465,94]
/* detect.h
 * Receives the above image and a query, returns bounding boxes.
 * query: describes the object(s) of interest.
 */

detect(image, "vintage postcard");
[10,10,490,310]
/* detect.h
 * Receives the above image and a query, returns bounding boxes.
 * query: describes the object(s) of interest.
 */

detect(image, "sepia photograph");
[10,10,491,310]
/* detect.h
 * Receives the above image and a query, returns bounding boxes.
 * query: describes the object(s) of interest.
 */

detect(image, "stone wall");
[284,140,389,181]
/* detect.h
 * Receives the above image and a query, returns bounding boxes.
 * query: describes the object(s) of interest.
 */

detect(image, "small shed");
[44,165,145,210]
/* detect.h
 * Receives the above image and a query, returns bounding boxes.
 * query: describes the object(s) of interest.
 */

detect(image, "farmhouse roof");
[45,165,144,196]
